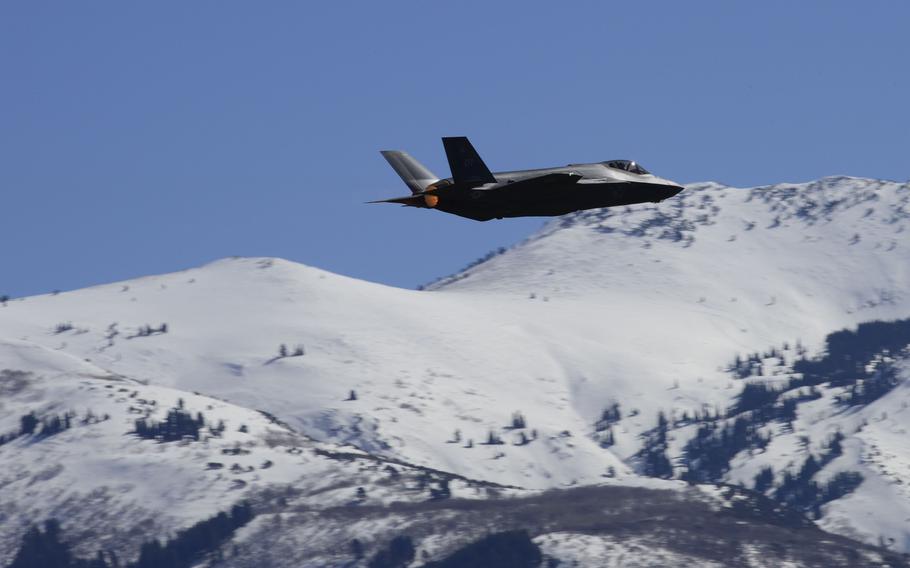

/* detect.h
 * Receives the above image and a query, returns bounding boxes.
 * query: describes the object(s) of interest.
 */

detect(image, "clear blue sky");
[2,1,908,298]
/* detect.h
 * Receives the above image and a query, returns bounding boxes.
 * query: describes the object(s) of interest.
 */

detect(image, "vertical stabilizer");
[442,136,496,185]
[380,150,439,194]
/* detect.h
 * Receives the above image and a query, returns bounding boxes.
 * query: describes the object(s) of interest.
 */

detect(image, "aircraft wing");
[576,177,626,185]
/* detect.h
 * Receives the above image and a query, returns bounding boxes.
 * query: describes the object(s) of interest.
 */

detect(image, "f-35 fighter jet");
[373,137,683,221]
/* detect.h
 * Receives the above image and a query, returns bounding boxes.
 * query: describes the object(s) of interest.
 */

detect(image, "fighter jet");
[372,137,684,221]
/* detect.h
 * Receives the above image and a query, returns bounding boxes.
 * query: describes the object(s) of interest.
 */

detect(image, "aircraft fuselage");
[430,163,682,221]
[374,138,683,221]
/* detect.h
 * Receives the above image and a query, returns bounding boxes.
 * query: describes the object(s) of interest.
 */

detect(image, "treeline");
[681,405,867,515]
[675,320,910,515]
[689,318,910,484]
[0,410,110,447]
[417,246,508,290]
[132,502,253,568]
[731,383,822,422]
[6,502,253,568]
[766,432,864,517]
[732,318,910,408]
[424,530,542,568]
[638,411,673,478]
[728,341,806,379]
[132,399,223,442]
[7,520,108,568]
[794,319,910,386]
[681,415,771,483]
[126,323,168,339]
[363,531,542,568]
[367,536,415,568]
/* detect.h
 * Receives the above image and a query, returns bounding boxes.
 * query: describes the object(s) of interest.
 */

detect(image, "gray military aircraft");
[372,137,683,221]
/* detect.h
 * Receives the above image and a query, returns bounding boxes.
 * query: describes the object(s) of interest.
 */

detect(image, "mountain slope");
[0,257,635,488]
[2,176,910,554]
[0,339,509,564]
[7,339,903,568]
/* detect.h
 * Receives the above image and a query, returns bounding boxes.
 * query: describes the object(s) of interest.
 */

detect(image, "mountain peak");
[3,176,910,557]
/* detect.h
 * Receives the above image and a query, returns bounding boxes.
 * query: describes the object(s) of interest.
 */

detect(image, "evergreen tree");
[509,411,527,429]
[656,411,668,445]
[753,466,775,493]
[826,431,844,458]
[642,446,673,478]
[20,412,39,436]
[485,430,502,445]
[131,501,254,568]
[423,530,542,568]
[133,403,205,442]
[8,520,73,568]
[368,536,415,568]
[351,539,365,559]
[595,403,622,431]
[430,478,451,500]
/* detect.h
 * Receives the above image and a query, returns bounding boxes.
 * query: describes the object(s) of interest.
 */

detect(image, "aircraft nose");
[663,183,684,198]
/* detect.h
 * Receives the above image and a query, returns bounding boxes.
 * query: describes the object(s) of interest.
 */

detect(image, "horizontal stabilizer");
[368,194,427,207]
[380,151,438,194]
[442,137,496,186]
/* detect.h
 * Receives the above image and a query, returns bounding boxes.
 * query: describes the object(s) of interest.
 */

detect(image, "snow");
[0,339,503,562]
[2,176,910,555]
[536,532,724,568]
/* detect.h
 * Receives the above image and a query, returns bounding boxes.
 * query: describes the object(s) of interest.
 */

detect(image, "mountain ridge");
[3,175,910,561]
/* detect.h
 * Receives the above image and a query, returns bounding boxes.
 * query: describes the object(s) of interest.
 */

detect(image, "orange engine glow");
[424,194,439,208]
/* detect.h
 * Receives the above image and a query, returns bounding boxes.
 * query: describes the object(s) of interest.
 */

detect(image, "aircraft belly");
[438,181,676,220]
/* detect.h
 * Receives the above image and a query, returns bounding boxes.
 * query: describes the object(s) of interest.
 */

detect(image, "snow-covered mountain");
[2,175,910,565]
[0,338,517,565]
[0,339,903,568]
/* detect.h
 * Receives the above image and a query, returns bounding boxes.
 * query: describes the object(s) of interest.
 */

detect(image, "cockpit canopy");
[604,160,649,175]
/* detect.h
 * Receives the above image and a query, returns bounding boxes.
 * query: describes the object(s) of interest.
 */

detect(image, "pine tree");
[430,478,451,500]
[351,539,365,559]
[485,430,502,445]
[753,466,775,493]
[20,412,39,436]
[8,520,74,568]
[368,536,415,568]
[510,411,527,429]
